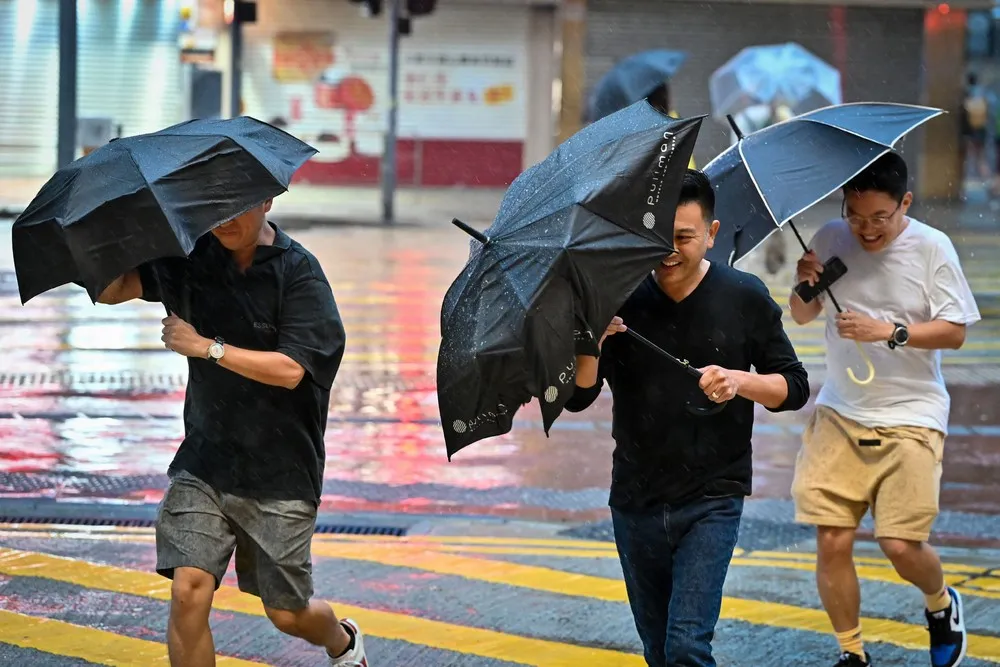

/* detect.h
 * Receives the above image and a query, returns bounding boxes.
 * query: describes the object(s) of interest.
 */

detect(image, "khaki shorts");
[791,406,945,542]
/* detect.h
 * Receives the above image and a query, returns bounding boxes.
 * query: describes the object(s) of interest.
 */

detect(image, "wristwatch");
[887,323,909,350]
[207,337,226,363]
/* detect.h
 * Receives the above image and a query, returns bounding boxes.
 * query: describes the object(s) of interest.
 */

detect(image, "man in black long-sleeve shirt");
[565,170,809,667]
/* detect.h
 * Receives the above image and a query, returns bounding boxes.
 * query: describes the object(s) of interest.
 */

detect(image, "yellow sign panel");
[484,84,515,106]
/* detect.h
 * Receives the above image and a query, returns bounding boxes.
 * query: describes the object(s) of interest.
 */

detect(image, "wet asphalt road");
[0,217,999,665]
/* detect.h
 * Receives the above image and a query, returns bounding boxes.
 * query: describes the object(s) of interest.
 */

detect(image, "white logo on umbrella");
[544,386,559,403]
[642,212,656,229]
[452,420,467,434]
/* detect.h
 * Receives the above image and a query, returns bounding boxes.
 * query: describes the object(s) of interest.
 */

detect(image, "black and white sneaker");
[835,651,872,666]
[926,587,967,667]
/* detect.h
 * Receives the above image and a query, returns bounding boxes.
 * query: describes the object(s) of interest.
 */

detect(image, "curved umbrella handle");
[846,341,876,386]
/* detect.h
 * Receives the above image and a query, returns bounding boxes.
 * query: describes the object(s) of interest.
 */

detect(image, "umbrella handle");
[846,341,876,385]
[625,328,702,379]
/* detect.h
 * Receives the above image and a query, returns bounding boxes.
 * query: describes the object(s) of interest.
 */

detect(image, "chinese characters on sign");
[403,52,517,106]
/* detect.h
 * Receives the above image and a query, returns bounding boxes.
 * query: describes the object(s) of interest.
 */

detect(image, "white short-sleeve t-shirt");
[807,218,980,434]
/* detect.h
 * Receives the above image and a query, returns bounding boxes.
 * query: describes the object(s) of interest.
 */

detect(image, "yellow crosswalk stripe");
[306,541,1000,662]
[0,547,645,666]
[0,608,265,666]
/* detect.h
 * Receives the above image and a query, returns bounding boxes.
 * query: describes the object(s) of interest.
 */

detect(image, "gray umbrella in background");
[587,49,687,122]
[710,42,841,121]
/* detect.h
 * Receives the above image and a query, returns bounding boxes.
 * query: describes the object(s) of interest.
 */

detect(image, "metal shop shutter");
[244,0,529,185]
[77,0,185,139]
[245,0,529,142]
[0,0,60,177]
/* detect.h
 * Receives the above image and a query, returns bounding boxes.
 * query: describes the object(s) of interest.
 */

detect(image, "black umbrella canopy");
[703,102,944,266]
[438,101,703,458]
[12,116,317,304]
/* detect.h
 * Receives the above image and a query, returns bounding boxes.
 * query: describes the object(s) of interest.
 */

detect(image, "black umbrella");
[588,50,687,122]
[437,101,706,459]
[703,102,944,383]
[12,116,317,304]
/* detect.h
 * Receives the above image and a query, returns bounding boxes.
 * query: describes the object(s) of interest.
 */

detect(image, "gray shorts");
[155,470,317,610]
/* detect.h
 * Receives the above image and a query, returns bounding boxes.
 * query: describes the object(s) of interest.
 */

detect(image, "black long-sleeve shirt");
[565,263,809,511]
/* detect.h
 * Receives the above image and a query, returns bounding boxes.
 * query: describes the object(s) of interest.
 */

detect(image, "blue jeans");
[612,495,744,667]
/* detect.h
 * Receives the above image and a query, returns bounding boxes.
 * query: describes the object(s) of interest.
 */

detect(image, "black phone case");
[794,256,848,303]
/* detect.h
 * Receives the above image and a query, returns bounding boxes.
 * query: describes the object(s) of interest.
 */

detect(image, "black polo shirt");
[138,223,345,503]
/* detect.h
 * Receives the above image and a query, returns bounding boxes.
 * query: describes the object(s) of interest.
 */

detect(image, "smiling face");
[842,189,911,253]
[653,201,719,287]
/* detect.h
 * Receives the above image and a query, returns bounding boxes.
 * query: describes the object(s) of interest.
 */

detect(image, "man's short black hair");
[843,152,908,203]
[678,168,715,221]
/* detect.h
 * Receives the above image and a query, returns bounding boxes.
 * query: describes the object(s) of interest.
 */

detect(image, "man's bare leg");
[264,601,352,658]
[878,538,946,595]
[168,567,217,667]
[816,526,862,632]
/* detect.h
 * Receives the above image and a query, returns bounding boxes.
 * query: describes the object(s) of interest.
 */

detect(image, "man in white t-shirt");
[788,152,980,667]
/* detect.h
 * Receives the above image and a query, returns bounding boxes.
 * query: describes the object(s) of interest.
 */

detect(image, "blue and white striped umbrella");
[710,42,841,121]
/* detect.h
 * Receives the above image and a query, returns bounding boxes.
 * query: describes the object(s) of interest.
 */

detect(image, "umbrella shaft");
[788,220,843,313]
[625,328,703,379]
[451,218,489,244]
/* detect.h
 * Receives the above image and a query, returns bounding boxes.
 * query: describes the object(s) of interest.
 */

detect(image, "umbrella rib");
[795,111,944,148]
[707,101,944,171]
[735,140,780,225]
[121,149,167,224]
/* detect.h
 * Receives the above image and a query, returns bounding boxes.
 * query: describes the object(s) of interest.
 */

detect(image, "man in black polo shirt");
[97,199,367,666]
[565,170,809,667]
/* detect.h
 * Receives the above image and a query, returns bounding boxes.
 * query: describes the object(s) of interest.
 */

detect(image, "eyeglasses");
[842,200,902,228]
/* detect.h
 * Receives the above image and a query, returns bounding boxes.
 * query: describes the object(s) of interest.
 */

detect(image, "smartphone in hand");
[794,256,848,303]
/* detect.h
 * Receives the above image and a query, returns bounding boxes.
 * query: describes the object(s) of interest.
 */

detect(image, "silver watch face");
[209,342,225,359]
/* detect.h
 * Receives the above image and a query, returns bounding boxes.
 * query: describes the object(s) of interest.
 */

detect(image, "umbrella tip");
[451,218,489,245]
[725,114,744,140]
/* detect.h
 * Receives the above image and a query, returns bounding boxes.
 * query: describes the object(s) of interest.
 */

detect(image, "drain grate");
[0,516,156,528]
[0,371,437,393]
[0,371,186,390]
[0,515,408,536]
[314,524,408,536]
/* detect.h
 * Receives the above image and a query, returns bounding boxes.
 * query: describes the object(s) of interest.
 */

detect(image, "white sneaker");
[328,619,368,666]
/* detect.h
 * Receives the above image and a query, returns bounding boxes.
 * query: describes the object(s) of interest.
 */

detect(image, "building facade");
[0,0,559,189]
[562,0,987,199]
[0,0,186,177]
[239,0,558,187]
